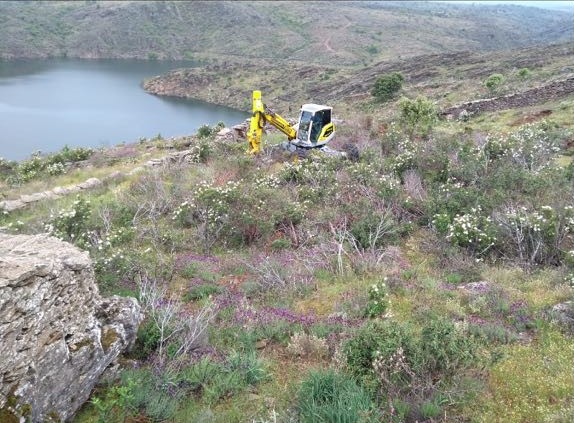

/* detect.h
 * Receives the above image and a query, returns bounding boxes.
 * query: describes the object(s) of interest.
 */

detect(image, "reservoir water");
[0,59,248,161]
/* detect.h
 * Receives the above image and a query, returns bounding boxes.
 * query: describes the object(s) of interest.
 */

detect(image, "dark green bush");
[197,124,214,139]
[350,211,398,250]
[131,319,161,360]
[372,72,404,102]
[345,318,480,382]
[344,320,419,380]
[420,318,478,374]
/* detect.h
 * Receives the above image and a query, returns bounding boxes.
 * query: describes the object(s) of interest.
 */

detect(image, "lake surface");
[0,59,248,161]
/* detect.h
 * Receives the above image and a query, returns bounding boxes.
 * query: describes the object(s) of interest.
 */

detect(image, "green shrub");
[297,370,377,423]
[183,283,222,301]
[365,278,389,318]
[117,369,179,422]
[398,96,437,137]
[226,350,267,386]
[420,318,478,374]
[420,400,443,420]
[372,72,404,102]
[484,73,505,93]
[517,67,531,80]
[345,318,480,384]
[131,319,161,360]
[344,320,419,380]
[197,124,214,139]
[350,211,398,250]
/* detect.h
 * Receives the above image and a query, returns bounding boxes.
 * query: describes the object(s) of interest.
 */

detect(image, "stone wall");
[442,77,574,119]
[0,234,143,422]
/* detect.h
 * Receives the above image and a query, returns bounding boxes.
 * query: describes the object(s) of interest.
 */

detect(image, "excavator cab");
[294,104,335,148]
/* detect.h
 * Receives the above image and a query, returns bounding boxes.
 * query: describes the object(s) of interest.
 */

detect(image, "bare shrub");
[137,274,216,368]
[286,332,329,360]
[241,254,313,292]
[323,208,398,276]
[403,169,427,202]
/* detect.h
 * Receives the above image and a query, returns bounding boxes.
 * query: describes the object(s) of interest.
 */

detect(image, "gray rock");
[551,301,574,332]
[458,281,491,294]
[0,199,25,212]
[0,234,143,422]
[77,177,102,190]
[20,192,48,204]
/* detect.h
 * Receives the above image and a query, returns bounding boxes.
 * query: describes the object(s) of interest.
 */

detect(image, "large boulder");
[0,234,143,422]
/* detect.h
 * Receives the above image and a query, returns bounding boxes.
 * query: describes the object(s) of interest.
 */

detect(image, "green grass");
[465,325,574,422]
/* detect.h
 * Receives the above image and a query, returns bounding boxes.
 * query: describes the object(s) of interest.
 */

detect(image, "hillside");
[142,42,574,115]
[2,1,574,422]
[0,1,572,64]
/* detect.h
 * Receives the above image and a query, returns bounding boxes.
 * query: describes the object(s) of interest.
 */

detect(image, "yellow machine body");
[247,90,336,154]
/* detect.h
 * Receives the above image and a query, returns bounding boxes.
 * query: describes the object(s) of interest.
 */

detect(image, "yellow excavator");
[247,90,345,156]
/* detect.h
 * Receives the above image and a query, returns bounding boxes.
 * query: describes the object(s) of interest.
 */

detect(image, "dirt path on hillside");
[323,18,352,54]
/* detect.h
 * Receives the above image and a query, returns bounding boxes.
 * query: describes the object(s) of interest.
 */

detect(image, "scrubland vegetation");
[1,2,573,420]
[2,90,573,422]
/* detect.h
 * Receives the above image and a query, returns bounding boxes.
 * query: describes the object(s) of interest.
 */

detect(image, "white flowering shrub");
[172,200,192,227]
[392,139,417,176]
[484,122,561,173]
[4,219,25,233]
[428,177,484,224]
[279,156,338,203]
[446,206,496,256]
[11,146,93,184]
[188,139,211,163]
[365,278,389,318]
[495,204,574,265]
[45,196,91,247]
[348,161,378,186]
[46,162,67,176]
[253,174,281,189]
[175,180,240,251]
[88,225,134,279]
[343,160,400,199]
[17,151,44,182]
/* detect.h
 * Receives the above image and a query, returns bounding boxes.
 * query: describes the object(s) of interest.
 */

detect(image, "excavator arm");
[247,90,297,154]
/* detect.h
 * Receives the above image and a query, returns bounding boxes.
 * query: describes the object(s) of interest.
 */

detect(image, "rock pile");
[0,234,143,422]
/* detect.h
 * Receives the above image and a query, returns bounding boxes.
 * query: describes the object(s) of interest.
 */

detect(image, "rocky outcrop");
[0,234,143,422]
[441,77,574,119]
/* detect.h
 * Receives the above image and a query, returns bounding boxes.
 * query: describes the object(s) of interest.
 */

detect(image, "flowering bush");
[175,180,240,250]
[188,139,211,163]
[46,162,67,176]
[11,146,93,183]
[445,206,496,256]
[45,196,91,247]
[278,156,338,200]
[495,204,574,265]
[484,122,561,173]
[392,139,417,176]
[365,278,389,318]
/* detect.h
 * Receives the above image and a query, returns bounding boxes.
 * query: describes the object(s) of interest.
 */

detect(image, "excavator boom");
[247,90,296,154]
